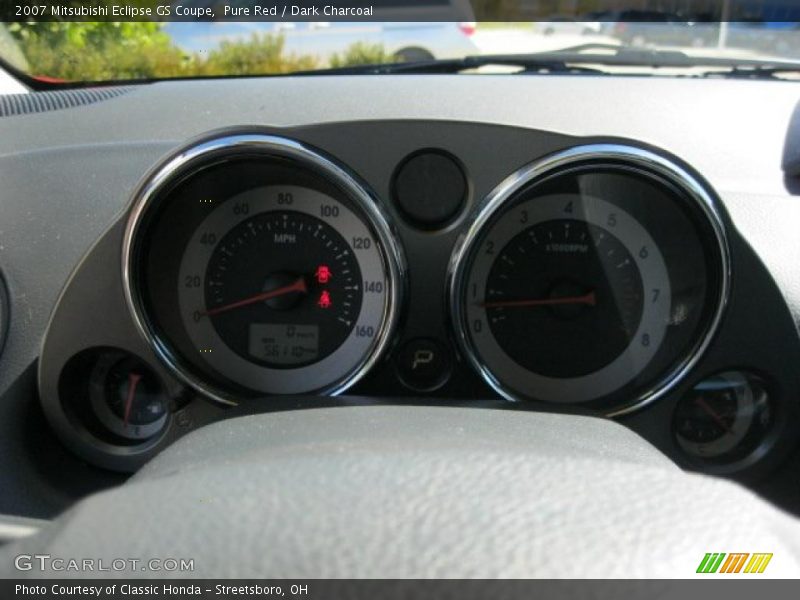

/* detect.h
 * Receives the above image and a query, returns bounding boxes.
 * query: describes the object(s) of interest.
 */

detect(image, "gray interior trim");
[0,86,135,117]
[3,407,800,578]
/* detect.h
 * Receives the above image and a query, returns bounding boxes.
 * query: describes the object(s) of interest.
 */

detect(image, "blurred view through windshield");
[3,1,800,83]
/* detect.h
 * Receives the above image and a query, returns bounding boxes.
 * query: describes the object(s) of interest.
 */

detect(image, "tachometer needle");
[199,277,308,318]
[123,372,142,428]
[480,291,596,309]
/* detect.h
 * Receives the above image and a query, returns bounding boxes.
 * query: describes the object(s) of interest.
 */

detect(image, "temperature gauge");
[88,354,169,441]
[674,371,772,464]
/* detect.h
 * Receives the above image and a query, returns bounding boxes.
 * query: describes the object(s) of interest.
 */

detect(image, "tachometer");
[124,134,403,402]
[450,145,729,414]
[466,196,671,403]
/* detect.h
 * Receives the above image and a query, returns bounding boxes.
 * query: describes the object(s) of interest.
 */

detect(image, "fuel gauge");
[88,354,169,441]
[674,371,772,464]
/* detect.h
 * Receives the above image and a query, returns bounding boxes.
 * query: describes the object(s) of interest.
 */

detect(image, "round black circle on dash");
[393,150,467,229]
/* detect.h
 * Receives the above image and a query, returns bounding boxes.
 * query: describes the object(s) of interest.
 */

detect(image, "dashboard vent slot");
[0,86,135,117]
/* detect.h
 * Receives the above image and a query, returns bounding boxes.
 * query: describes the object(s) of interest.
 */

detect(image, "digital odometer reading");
[249,324,319,365]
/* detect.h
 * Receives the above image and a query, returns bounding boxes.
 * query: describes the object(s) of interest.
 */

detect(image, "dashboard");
[1,75,800,517]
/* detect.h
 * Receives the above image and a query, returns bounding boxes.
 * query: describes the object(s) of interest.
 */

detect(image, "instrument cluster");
[38,126,799,477]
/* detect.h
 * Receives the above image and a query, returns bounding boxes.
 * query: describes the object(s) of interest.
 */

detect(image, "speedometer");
[177,186,387,394]
[123,134,403,402]
[450,145,729,414]
[184,206,363,369]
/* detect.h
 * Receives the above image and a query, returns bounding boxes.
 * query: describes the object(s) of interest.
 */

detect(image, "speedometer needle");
[199,277,308,317]
[480,291,596,309]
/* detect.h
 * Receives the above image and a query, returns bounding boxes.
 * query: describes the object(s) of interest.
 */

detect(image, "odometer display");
[249,323,320,365]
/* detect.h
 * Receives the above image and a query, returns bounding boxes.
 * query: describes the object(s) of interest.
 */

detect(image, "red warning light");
[315,265,332,284]
[317,290,332,309]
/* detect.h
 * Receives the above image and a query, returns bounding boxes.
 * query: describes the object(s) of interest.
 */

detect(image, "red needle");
[123,372,142,428]
[199,277,307,318]
[480,291,596,309]
[694,397,734,435]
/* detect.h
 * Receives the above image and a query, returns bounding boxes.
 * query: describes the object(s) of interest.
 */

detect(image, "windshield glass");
[3,1,800,83]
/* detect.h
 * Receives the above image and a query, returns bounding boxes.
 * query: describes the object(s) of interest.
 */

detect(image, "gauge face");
[452,149,727,412]
[463,194,670,404]
[127,137,401,400]
[485,219,643,378]
[674,371,772,462]
[196,209,362,368]
[176,185,388,394]
[89,354,168,441]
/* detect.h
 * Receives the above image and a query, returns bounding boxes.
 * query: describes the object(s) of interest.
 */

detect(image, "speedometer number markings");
[176,183,391,395]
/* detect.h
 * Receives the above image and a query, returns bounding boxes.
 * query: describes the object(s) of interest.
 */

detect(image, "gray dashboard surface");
[3,407,800,578]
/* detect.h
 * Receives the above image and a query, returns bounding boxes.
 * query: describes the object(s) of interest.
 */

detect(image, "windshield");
[3,1,800,84]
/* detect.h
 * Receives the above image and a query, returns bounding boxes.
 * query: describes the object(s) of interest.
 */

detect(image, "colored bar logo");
[697,553,773,574]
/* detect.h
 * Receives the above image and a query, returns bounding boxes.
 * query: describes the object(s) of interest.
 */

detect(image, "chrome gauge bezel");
[448,144,731,416]
[122,133,405,405]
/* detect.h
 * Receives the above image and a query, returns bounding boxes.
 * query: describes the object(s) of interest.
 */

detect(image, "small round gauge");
[125,134,403,401]
[451,145,728,413]
[88,354,169,441]
[674,371,772,463]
